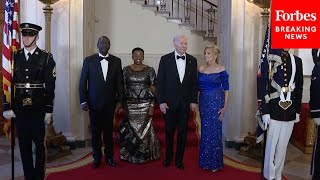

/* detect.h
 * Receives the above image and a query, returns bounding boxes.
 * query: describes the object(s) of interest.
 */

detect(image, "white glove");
[44,113,52,125]
[293,113,300,123]
[262,114,270,130]
[3,110,16,120]
[313,118,320,126]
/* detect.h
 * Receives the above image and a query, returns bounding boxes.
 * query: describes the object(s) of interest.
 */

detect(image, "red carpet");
[45,105,287,180]
[46,148,269,180]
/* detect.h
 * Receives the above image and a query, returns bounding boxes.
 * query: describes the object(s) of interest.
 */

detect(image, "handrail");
[143,0,218,39]
[203,0,217,8]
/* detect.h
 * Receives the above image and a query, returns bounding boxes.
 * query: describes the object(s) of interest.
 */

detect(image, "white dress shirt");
[24,47,37,61]
[175,51,186,83]
[99,53,109,81]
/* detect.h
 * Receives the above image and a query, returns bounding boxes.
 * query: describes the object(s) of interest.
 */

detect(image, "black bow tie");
[99,56,108,61]
[176,55,185,60]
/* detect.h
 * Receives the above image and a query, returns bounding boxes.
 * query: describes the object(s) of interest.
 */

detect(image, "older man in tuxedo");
[79,36,124,169]
[157,34,198,170]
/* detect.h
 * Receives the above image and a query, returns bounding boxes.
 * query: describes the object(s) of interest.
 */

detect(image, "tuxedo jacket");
[156,52,198,109]
[79,53,124,111]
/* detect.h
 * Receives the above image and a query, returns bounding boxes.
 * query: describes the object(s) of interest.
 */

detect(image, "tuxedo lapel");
[170,52,181,84]
[182,54,191,84]
[95,54,105,82]
[106,56,113,83]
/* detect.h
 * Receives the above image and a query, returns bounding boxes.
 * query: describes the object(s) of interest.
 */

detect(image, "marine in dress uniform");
[310,49,320,180]
[260,49,303,180]
[2,23,56,180]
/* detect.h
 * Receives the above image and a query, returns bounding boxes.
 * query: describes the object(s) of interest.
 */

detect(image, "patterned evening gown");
[118,66,161,163]
[198,70,229,170]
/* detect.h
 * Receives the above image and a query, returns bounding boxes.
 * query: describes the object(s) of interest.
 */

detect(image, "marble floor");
[0,137,313,180]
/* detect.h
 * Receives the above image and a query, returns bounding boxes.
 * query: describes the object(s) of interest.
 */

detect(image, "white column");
[220,0,264,141]
[50,0,72,138]
[218,0,233,140]
[69,0,91,141]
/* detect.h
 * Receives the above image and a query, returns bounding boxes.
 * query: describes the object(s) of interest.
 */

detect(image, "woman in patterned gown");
[118,47,161,163]
[198,44,229,172]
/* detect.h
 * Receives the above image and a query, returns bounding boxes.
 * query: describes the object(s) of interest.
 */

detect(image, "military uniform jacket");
[310,64,320,119]
[261,53,303,121]
[4,47,56,114]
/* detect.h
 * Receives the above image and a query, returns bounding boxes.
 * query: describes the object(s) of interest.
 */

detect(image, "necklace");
[206,63,219,72]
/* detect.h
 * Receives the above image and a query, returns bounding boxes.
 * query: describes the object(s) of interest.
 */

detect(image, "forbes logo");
[275,10,316,21]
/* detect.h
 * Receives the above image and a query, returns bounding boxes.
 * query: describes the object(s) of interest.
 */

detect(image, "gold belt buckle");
[22,98,32,106]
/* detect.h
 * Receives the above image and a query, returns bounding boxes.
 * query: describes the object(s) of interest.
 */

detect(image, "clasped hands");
[159,103,198,114]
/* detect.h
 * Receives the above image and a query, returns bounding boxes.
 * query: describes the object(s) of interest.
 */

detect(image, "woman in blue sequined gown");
[198,44,229,172]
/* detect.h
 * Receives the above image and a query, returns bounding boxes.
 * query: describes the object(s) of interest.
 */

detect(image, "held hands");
[116,103,123,113]
[81,102,89,111]
[262,114,270,130]
[313,118,320,126]
[160,103,169,114]
[190,103,197,112]
[293,113,300,123]
[44,113,52,125]
[3,110,16,120]
[149,105,154,116]
[218,106,226,121]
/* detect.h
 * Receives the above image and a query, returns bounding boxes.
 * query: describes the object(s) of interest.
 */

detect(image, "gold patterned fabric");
[118,66,161,163]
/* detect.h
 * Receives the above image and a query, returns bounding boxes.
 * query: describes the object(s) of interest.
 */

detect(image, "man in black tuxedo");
[157,34,198,170]
[79,36,124,169]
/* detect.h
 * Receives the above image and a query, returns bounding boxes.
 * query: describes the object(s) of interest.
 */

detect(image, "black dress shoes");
[92,160,101,169]
[176,163,184,170]
[163,159,171,167]
[106,158,117,167]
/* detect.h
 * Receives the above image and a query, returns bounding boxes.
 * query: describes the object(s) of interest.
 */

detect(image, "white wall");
[298,49,314,76]
[94,0,210,69]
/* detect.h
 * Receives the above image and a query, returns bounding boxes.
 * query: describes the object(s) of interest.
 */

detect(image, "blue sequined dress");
[198,70,229,170]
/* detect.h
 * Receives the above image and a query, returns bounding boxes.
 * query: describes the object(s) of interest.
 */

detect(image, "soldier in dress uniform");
[310,49,320,180]
[260,49,303,180]
[2,23,56,180]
